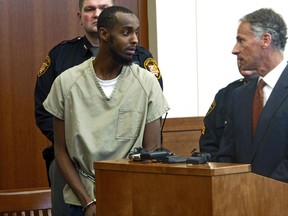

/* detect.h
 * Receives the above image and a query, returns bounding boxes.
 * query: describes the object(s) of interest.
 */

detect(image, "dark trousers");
[49,160,70,216]
[69,205,84,216]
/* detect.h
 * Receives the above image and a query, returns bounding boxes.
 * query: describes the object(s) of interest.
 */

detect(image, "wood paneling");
[0,0,83,190]
[162,117,204,157]
[0,0,148,190]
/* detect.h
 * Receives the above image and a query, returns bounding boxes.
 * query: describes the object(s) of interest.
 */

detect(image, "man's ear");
[77,12,83,25]
[99,27,109,42]
[262,33,272,48]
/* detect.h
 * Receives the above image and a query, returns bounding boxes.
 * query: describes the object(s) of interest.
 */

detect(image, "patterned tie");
[252,79,266,135]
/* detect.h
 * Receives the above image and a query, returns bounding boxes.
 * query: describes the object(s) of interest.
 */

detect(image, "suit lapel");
[252,64,288,154]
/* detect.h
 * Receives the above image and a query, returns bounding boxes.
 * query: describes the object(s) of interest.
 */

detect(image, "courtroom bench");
[0,187,52,215]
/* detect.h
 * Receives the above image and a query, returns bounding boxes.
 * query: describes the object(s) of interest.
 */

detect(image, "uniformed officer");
[34,0,163,215]
[199,66,258,161]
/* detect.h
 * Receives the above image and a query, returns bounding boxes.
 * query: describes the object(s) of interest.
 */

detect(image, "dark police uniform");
[199,78,251,161]
[34,36,164,216]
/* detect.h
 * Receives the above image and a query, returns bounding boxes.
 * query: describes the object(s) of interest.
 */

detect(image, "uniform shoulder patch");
[144,58,161,79]
[206,100,216,116]
[38,56,51,77]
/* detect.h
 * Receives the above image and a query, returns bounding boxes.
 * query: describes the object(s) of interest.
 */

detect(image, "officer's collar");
[82,36,97,57]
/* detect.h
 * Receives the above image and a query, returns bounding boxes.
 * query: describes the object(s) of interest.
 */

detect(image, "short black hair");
[97,6,134,31]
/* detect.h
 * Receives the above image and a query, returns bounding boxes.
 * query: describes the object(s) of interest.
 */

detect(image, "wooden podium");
[94,159,288,216]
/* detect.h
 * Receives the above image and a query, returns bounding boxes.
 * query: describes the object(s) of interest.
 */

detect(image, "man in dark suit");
[217,8,288,183]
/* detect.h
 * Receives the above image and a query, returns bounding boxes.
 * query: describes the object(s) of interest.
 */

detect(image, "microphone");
[160,112,168,147]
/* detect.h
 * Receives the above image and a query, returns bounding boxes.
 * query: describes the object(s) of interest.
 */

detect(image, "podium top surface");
[94,159,251,177]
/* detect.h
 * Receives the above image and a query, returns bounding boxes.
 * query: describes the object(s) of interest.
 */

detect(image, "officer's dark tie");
[252,79,266,135]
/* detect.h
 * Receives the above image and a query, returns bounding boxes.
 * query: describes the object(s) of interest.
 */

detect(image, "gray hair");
[240,8,287,51]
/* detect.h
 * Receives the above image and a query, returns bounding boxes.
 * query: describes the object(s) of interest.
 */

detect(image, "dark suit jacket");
[218,63,288,183]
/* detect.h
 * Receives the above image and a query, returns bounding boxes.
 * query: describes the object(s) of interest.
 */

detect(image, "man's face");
[78,0,113,35]
[232,22,263,71]
[107,12,139,65]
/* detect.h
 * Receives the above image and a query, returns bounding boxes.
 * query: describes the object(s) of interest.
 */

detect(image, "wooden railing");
[0,187,52,216]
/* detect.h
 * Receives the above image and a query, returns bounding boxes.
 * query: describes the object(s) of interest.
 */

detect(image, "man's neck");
[258,54,283,77]
[85,33,99,47]
[93,56,123,80]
